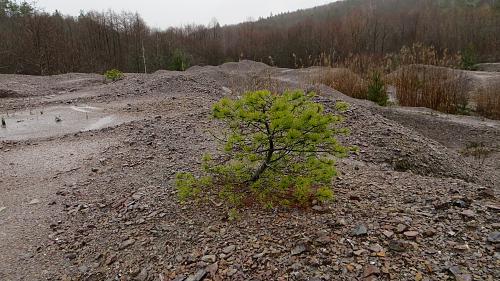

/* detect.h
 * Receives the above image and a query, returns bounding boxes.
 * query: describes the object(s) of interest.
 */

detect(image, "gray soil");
[0,61,499,281]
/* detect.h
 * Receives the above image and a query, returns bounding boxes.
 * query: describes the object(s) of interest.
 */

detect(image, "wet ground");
[1,104,137,141]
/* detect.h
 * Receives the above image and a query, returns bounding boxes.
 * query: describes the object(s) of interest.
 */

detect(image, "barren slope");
[0,61,498,281]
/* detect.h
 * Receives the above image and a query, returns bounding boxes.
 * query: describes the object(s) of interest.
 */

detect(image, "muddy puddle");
[0,104,135,141]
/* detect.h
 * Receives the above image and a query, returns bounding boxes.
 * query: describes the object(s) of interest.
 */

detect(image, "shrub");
[367,71,388,106]
[104,69,124,82]
[475,87,500,120]
[176,90,351,208]
[460,141,493,164]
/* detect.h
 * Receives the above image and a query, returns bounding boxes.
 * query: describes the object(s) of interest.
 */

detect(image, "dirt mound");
[218,60,270,73]
[0,88,21,98]
[475,63,500,72]
[316,96,482,184]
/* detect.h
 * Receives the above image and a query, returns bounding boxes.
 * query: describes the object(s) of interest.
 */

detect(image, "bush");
[104,69,124,82]
[176,90,351,208]
[367,71,388,106]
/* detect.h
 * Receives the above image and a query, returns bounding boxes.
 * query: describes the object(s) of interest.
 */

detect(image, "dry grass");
[476,87,500,120]
[388,65,469,114]
[314,68,368,99]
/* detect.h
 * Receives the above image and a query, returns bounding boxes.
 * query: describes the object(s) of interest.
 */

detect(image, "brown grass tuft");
[476,87,500,120]
[388,65,469,114]
[314,68,368,99]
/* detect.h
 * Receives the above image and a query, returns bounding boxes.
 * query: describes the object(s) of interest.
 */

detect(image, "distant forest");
[0,0,499,75]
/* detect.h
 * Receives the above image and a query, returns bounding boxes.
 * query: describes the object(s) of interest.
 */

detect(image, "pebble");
[403,231,419,239]
[395,224,407,233]
[369,244,383,252]
[291,243,307,255]
[28,199,40,205]
[185,269,207,281]
[487,231,500,243]
[352,224,368,236]
[201,255,216,263]
[119,239,135,250]
[382,230,394,238]
[222,245,236,254]
[362,265,380,278]
[461,210,475,218]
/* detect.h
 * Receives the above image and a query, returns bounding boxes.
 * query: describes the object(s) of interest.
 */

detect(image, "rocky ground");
[0,61,499,281]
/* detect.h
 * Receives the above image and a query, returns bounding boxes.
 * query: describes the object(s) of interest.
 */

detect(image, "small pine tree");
[104,69,124,82]
[176,90,352,208]
[367,71,388,106]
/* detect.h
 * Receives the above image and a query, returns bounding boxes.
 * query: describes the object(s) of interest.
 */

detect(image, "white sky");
[35,0,334,28]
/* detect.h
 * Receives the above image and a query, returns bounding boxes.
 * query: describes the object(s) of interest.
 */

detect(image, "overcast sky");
[36,0,334,28]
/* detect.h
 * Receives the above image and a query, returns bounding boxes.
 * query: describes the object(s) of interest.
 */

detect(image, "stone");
[369,244,383,253]
[227,268,238,276]
[352,224,368,236]
[119,239,135,250]
[185,269,207,281]
[448,266,472,281]
[207,262,218,277]
[487,232,500,243]
[354,249,367,256]
[388,240,407,252]
[453,244,469,251]
[461,210,475,218]
[28,199,40,205]
[222,245,236,254]
[395,224,407,233]
[291,243,307,255]
[403,231,419,239]
[382,230,394,238]
[201,255,216,263]
[312,205,326,213]
[362,265,380,278]
[423,228,436,237]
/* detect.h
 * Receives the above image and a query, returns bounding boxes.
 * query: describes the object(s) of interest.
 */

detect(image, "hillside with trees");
[0,0,499,74]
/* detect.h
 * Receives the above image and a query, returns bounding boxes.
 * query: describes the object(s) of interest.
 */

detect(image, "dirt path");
[0,136,118,280]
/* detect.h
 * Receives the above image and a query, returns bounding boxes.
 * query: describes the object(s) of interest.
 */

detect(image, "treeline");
[0,0,499,75]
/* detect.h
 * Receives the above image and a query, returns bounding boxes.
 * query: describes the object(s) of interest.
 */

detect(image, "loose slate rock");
[291,243,307,255]
[352,224,368,236]
[185,269,207,281]
[403,231,419,239]
[362,265,380,278]
[119,239,136,250]
[222,245,236,254]
[487,231,500,243]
